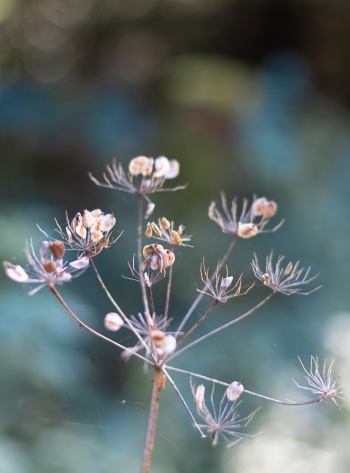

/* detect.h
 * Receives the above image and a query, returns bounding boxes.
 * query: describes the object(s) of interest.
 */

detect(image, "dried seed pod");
[226,381,244,401]
[145,223,152,238]
[144,202,155,219]
[171,230,182,245]
[150,329,166,346]
[151,222,162,237]
[237,222,258,239]
[283,262,293,276]
[3,263,29,283]
[91,231,104,243]
[153,156,170,178]
[100,214,116,232]
[83,209,95,228]
[221,276,233,289]
[129,156,154,176]
[49,241,66,259]
[165,160,180,179]
[143,244,165,258]
[104,312,124,331]
[43,261,56,273]
[194,384,206,411]
[160,217,171,229]
[165,249,175,267]
[263,273,271,285]
[71,212,83,233]
[75,225,87,239]
[251,197,278,219]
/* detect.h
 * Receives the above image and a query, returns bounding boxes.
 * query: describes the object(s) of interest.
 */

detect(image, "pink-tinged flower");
[3,240,89,296]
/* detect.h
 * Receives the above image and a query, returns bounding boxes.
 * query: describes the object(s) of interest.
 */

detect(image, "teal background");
[1,1,349,472]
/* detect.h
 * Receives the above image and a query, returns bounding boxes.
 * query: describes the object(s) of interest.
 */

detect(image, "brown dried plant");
[3,155,341,473]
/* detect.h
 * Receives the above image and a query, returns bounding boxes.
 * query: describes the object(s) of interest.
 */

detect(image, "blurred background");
[1,0,350,472]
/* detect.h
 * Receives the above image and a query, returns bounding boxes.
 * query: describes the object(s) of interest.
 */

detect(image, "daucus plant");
[4,156,342,473]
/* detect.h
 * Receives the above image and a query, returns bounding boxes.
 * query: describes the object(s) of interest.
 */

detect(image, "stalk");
[142,367,163,473]
[138,195,150,315]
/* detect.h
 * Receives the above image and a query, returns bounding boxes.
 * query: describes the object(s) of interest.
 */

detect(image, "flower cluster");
[145,217,192,247]
[107,312,177,363]
[209,193,283,238]
[191,382,255,447]
[54,209,117,258]
[89,156,184,206]
[3,240,89,296]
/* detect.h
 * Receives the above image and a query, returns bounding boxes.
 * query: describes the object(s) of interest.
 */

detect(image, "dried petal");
[194,384,206,411]
[251,197,278,219]
[151,222,162,237]
[145,223,152,238]
[221,276,233,289]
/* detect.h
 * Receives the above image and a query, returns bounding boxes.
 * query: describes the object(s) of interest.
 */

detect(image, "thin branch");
[163,244,174,322]
[49,286,152,365]
[138,195,150,315]
[170,293,275,361]
[177,299,220,347]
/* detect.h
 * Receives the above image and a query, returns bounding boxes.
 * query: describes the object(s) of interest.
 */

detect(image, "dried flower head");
[51,209,117,258]
[3,240,89,296]
[145,217,192,247]
[251,251,321,295]
[142,244,175,273]
[89,157,185,202]
[293,356,343,407]
[121,312,176,362]
[208,192,283,237]
[199,261,254,303]
[191,382,256,447]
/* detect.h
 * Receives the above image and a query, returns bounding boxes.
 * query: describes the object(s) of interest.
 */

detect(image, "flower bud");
[226,381,244,401]
[104,312,124,331]
[49,241,66,259]
[237,222,258,239]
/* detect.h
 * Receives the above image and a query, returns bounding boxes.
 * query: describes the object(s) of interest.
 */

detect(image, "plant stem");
[142,367,163,473]
[177,299,220,346]
[138,195,150,315]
